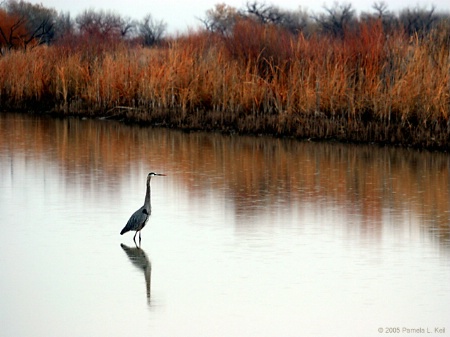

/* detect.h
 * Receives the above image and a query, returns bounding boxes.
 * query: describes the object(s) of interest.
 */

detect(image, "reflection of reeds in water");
[1,113,449,245]
[120,243,151,304]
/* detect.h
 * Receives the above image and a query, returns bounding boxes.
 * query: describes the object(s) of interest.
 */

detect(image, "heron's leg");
[139,231,142,243]
[133,231,138,243]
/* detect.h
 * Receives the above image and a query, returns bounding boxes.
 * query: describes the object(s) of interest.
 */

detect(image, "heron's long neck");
[144,178,151,210]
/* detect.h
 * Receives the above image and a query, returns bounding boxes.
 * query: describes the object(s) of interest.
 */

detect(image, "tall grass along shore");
[1,10,450,150]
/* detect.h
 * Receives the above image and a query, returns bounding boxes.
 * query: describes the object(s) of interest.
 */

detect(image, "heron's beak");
[157,173,167,176]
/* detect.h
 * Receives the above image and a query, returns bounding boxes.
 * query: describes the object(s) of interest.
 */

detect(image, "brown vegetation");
[0,3,450,150]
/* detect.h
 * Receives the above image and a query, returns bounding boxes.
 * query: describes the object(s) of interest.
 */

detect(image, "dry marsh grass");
[0,20,449,149]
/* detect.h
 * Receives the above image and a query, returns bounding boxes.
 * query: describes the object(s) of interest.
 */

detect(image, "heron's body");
[120,172,165,243]
[120,205,150,235]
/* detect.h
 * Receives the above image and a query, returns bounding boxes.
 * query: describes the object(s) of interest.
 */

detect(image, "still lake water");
[0,112,449,337]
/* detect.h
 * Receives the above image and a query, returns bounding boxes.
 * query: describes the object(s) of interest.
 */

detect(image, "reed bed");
[0,20,449,149]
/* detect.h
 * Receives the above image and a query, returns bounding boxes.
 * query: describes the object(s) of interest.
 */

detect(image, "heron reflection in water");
[120,172,166,244]
[120,243,152,304]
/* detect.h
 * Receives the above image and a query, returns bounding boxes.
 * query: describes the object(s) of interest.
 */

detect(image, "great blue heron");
[120,172,166,243]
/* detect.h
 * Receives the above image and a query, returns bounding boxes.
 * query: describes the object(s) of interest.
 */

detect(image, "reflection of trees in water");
[1,112,449,244]
[120,243,151,304]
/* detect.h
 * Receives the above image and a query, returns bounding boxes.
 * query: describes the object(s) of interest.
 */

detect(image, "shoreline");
[3,108,448,152]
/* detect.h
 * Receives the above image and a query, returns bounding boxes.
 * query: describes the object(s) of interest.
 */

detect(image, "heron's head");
[148,172,167,177]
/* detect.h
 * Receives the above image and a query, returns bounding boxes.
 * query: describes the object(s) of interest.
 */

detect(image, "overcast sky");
[27,0,450,34]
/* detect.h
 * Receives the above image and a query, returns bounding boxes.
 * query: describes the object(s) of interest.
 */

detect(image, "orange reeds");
[0,20,449,149]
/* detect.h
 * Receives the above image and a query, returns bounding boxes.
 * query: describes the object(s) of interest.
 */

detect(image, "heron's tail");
[120,226,128,235]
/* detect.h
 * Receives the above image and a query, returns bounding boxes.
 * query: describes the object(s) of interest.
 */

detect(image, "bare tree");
[359,2,398,33]
[76,9,125,38]
[371,1,390,18]
[200,3,239,36]
[138,14,166,46]
[53,11,74,40]
[241,2,310,35]
[274,8,311,35]
[399,6,437,36]
[120,16,136,38]
[244,1,285,24]
[313,2,355,38]
[0,10,26,53]
[4,0,56,46]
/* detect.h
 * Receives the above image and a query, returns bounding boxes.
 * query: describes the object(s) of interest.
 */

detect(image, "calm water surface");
[0,113,449,337]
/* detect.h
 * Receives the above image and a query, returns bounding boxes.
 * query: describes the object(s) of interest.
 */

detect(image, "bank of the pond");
[4,107,448,152]
[114,107,450,151]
